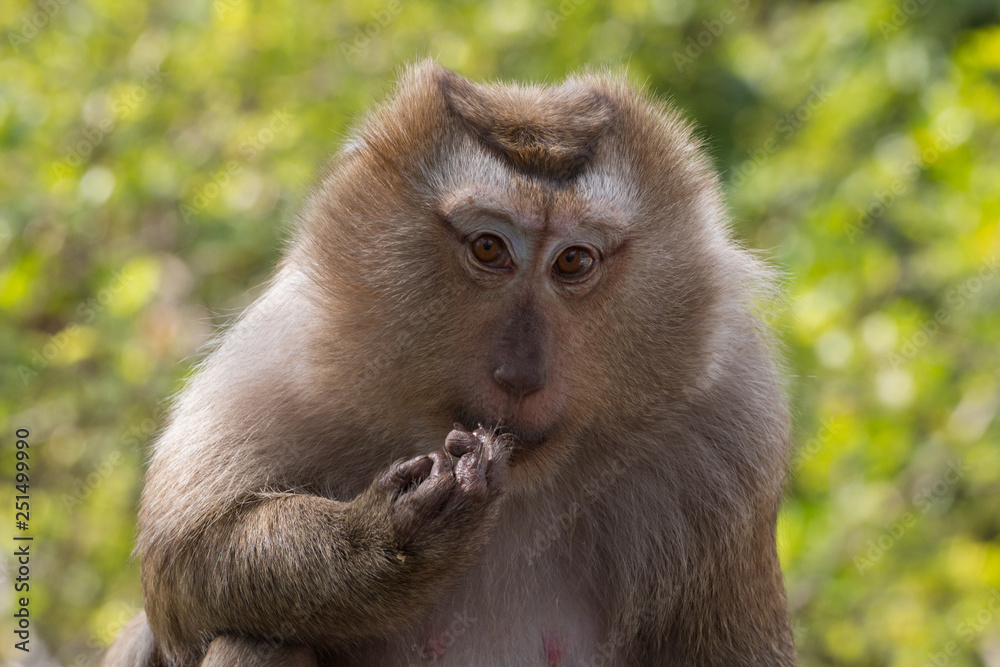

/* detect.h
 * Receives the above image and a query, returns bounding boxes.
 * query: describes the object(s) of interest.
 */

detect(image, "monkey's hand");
[142,428,509,659]
[363,426,508,556]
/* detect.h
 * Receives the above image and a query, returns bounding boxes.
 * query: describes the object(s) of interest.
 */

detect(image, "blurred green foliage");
[1,0,999,664]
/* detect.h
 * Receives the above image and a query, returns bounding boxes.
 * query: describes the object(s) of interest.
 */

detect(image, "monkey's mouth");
[450,407,554,454]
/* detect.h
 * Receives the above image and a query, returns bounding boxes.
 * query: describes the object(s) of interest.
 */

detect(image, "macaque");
[105,60,796,666]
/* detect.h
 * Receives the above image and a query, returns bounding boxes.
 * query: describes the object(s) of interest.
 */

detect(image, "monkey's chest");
[342,580,613,666]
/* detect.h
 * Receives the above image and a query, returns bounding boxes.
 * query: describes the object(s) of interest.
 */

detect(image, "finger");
[427,450,454,477]
[445,429,479,457]
[454,451,488,496]
[379,455,433,493]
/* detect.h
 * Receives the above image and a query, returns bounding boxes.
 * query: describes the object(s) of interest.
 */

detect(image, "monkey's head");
[296,61,766,477]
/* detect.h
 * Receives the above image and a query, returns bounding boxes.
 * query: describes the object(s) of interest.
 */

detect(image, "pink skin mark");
[543,630,566,666]
[422,626,449,661]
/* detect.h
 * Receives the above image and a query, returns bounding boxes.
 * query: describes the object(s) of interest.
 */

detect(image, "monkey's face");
[306,63,726,465]
[436,183,630,453]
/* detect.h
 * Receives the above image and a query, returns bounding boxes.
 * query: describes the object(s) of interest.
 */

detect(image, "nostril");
[493,365,545,397]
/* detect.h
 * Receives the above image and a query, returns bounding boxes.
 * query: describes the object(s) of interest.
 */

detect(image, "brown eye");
[554,246,595,278]
[471,234,508,266]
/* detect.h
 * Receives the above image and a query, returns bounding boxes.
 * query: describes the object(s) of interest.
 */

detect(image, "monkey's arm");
[142,432,504,663]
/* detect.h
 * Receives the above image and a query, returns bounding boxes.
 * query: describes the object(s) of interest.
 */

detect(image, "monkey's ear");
[341,59,453,166]
[431,64,618,182]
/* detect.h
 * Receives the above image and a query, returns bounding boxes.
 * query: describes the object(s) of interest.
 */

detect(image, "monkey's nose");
[493,364,545,398]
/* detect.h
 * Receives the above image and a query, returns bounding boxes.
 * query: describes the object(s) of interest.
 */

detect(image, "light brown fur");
[105,60,795,666]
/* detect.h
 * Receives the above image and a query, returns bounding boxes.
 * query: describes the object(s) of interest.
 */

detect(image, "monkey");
[104,60,796,666]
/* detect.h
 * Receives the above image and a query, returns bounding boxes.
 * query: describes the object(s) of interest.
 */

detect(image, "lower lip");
[451,419,547,447]
[479,425,550,451]
[451,407,554,450]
